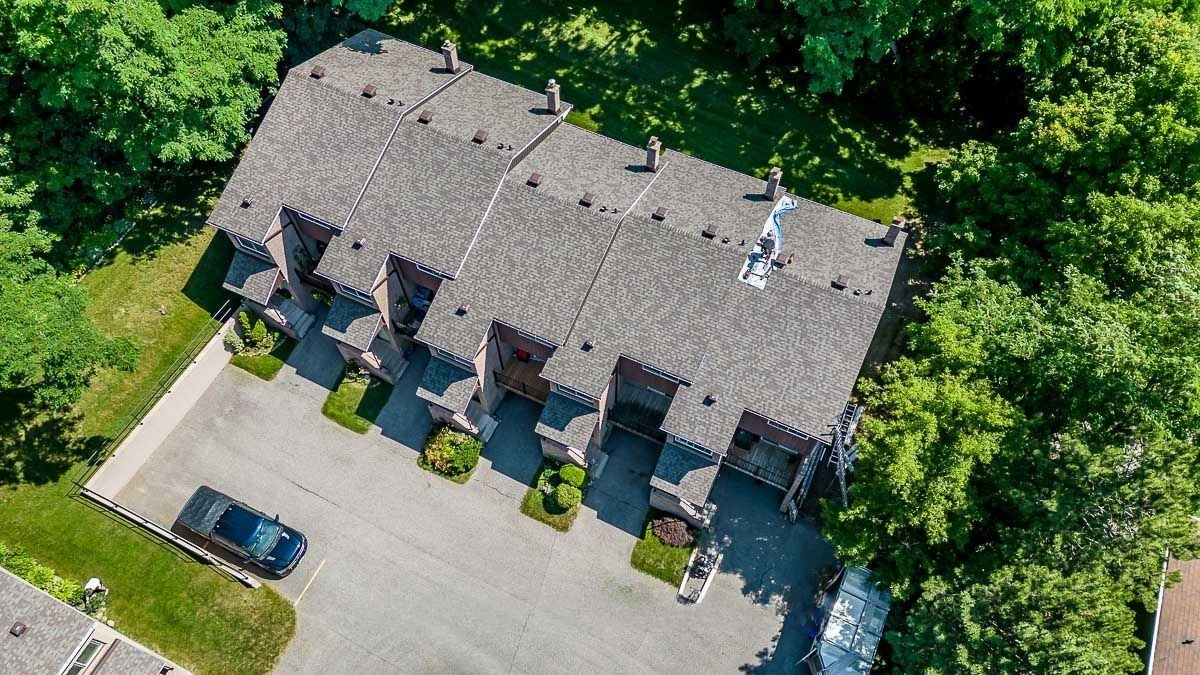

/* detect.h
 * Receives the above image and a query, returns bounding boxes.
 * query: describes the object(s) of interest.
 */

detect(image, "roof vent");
[580,192,595,208]
[240,196,253,209]
[361,84,377,98]
[456,303,470,316]
[9,622,27,637]
[651,206,668,221]
[832,274,849,290]
[309,65,326,79]
[704,392,719,405]
[527,172,542,188]
[472,129,489,144]
[702,224,719,239]
[352,237,367,250]
[418,109,433,124]
[581,338,595,352]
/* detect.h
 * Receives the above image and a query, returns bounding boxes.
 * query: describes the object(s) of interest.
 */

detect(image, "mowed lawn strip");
[322,371,394,433]
[0,170,296,674]
[231,338,297,380]
[630,515,696,587]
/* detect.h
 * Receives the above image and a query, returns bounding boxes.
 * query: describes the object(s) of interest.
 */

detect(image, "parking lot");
[115,330,834,673]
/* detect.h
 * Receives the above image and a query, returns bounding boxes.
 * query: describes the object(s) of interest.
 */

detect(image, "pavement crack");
[288,479,342,508]
[507,534,556,673]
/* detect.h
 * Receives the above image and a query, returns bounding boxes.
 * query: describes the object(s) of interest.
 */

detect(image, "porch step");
[475,413,499,443]
[379,346,408,380]
[278,299,315,338]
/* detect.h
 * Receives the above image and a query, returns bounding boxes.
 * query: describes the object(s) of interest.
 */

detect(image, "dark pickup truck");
[177,486,308,576]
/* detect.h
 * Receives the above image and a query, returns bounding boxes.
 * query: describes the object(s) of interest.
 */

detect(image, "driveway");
[116,330,833,674]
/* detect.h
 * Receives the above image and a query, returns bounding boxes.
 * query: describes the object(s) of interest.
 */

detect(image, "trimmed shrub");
[553,483,582,511]
[234,310,277,356]
[558,464,586,488]
[423,426,482,477]
[223,330,246,354]
[0,542,84,606]
[651,515,695,547]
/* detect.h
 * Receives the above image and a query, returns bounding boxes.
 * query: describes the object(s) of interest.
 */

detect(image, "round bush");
[558,464,586,488]
[423,427,482,476]
[651,515,695,547]
[553,483,582,511]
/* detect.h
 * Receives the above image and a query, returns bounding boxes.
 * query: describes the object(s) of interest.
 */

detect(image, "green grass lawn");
[231,338,297,381]
[0,167,296,674]
[364,0,950,224]
[630,512,697,586]
[321,369,394,433]
[520,461,581,531]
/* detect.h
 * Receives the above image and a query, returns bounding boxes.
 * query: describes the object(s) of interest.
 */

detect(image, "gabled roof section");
[222,251,280,305]
[0,569,94,675]
[320,296,381,351]
[651,442,720,506]
[514,123,654,211]
[634,150,776,246]
[415,182,621,357]
[295,29,464,114]
[535,392,600,452]
[413,71,566,149]
[416,356,477,414]
[540,218,740,396]
[208,64,401,240]
[780,195,907,297]
[316,122,513,288]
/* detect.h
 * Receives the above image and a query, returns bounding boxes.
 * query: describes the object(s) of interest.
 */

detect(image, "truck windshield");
[214,504,282,558]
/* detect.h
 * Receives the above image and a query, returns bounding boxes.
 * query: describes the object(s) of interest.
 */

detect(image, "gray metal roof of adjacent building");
[0,569,94,675]
[535,392,600,452]
[650,442,720,506]
[416,183,621,356]
[222,251,280,305]
[320,296,382,351]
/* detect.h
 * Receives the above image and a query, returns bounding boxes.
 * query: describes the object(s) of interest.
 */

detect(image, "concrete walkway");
[86,318,234,497]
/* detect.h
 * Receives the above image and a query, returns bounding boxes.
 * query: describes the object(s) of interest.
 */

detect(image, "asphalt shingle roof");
[316,122,513,288]
[534,392,599,452]
[0,569,94,675]
[93,640,168,675]
[416,184,620,356]
[222,251,280,304]
[650,442,720,506]
[320,296,381,351]
[416,357,477,413]
[295,29,464,114]
[208,72,401,240]
[513,123,654,211]
[413,71,565,149]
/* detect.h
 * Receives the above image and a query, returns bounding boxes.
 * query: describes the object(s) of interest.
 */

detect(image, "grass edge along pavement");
[230,338,296,381]
[630,510,698,587]
[0,175,296,674]
[321,366,394,433]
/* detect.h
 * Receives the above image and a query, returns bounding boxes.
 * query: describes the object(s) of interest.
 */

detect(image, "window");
[295,212,339,231]
[434,347,474,369]
[641,363,685,384]
[767,419,806,439]
[672,434,712,456]
[335,282,376,306]
[552,382,598,406]
[229,232,270,259]
[66,639,105,675]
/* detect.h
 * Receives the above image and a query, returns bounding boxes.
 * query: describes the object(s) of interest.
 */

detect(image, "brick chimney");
[441,40,460,74]
[546,78,561,114]
[645,136,662,172]
[765,166,783,200]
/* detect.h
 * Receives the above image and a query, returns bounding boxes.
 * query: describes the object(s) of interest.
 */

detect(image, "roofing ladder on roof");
[827,403,862,508]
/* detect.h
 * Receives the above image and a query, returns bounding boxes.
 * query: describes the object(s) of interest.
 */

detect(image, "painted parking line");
[293,558,327,607]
